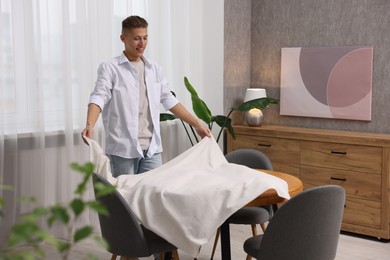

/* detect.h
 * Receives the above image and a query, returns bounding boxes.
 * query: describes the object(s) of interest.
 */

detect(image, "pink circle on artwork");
[299,47,358,106]
[327,48,372,108]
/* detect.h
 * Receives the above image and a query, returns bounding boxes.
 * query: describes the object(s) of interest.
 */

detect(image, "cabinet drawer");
[231,135,300,176]
[231,135,261,150]
[301,141,382,174]
[304,181,381,229]
[343,197,381,229]
[301,166,381,201]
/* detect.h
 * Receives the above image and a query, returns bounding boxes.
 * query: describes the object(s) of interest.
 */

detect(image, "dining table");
[219,169,303,260]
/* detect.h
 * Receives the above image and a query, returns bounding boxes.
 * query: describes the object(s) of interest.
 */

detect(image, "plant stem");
[216,110,233,143]
[63,220,74,260]
[180,120,194,146]
[189,125,199,143]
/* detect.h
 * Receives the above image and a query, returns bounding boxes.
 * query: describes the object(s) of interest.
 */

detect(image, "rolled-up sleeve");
[160,82,179,110]
[155,66,179,110]
[89,63,114,111]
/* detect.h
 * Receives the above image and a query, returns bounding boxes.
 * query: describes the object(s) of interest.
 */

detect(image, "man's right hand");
[81,126,94,145]
[82,103,101,145]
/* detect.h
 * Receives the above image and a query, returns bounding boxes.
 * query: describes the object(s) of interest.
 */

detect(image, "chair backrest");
[92,173,151,257]
[257,185,345,260]
[225,149,273,170]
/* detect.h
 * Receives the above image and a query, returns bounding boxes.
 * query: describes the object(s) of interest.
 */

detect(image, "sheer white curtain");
[0,0,223,243]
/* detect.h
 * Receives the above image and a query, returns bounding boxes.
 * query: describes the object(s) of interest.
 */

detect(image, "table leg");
[272,203,279,214]
[220,221,231,260]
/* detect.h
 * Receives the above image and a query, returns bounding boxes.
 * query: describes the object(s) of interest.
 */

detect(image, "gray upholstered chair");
[92,173,179,260]
[243,185,345,260]
[211,149,273,260]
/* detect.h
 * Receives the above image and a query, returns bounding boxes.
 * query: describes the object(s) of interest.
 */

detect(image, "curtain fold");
[0,0,223,246]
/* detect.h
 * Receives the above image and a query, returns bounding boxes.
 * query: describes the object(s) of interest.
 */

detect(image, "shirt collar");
[119,52,151,68]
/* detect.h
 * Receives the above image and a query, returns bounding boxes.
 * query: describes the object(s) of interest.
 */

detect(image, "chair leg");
[160,253,165,260]
[251,224,258,236]
[172,249,180,260]
[111,254,117,260]
[210,228,220,259]
[260,223,267,232]
[246,225,259,260]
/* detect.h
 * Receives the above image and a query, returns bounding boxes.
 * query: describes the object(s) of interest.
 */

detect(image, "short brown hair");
[122,16,148,34]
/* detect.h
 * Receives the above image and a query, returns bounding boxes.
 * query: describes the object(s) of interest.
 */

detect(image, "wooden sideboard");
[226,125,390,239]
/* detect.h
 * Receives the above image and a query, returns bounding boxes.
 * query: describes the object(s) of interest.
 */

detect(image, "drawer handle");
[258,144,271,147]
[331,151,347,155]
[331,177,347,182]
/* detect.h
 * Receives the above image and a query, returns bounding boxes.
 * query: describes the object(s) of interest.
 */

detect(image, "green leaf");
[3,249,42,260]
[93,235,109,250]
[70,162,94,196]
[19,196,37,204]
[8,223,34,246]
[40,232,60,248]
[31,207,49,217]
[21,207,48,222]
[191,95,212,124]
[231,97,279,112]
[212,115,236,140]
[84,253,99,260]
[56,240,71,253]
[184,76,199,97]
[70,198,85,216]
[0,183,13,191]
[8,222,47,246]
[75,182,88,196]
[83,162,94,173]
[184,77,213,125]
[93,182,116,197]
[70,162,83,173]
[48,205,69,226]
[70,162,94,175]
[160,113,176,121]
[86,200,109,215]
[74,226,93,242]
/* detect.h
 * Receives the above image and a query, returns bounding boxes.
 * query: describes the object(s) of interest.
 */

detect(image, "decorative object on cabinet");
[227,124,390,240]
[280,47,373,121]
[244,88,267,126]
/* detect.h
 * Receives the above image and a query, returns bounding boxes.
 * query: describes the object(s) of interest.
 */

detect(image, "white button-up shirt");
[89,53,179,159]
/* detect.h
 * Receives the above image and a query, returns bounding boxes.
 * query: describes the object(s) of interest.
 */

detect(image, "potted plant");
[161,77,279,144]
[0,163,115,260]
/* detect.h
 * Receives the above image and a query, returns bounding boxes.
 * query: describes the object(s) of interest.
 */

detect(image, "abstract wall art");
[280,47,373,121]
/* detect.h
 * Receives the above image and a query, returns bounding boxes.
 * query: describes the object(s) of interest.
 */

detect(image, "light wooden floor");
[42,224,390,260]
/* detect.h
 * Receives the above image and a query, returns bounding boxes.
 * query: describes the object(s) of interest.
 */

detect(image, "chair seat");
[228,207,269,225]
[243,234,263,257]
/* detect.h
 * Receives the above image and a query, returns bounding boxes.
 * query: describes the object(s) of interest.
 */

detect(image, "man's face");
[121,27,148,62]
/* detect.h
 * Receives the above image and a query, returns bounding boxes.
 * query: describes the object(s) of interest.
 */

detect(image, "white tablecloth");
[87,137,290,257]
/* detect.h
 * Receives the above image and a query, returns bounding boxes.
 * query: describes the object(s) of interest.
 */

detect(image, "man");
[82,15,210,177]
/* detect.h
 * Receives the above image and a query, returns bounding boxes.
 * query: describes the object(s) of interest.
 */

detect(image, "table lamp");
[244,88,267,126]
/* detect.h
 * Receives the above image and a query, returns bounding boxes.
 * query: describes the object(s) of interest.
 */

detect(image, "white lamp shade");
[244,88,267,102]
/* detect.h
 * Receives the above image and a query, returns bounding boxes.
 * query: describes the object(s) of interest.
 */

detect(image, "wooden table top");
[245,170,303,207]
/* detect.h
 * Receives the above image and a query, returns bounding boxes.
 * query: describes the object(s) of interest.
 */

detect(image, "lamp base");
[246,110,264,126]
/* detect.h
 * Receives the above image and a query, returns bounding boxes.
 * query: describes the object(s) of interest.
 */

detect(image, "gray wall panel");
[225,0,390,133]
